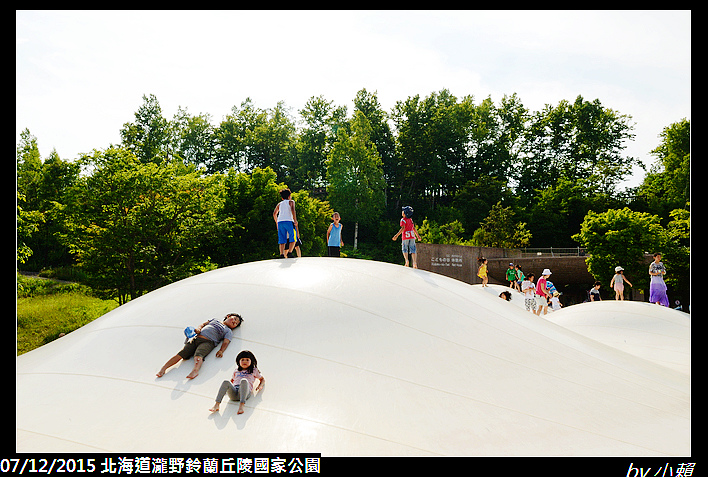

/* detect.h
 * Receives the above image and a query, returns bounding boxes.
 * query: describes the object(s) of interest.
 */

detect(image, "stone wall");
[416,243,594,286]
[416,243,518,286]
[416,243,651,303]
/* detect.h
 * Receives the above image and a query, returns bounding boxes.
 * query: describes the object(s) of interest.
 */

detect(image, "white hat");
[615,266,624,272]
[542,268,552,276]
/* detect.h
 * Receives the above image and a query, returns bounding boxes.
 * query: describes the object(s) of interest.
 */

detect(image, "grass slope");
[16,274,119,355]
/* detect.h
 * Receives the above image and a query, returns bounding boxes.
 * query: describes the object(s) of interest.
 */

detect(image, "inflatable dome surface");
[16,258,690,456]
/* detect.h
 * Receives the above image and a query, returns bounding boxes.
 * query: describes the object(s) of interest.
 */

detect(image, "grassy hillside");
[16,274,119,355]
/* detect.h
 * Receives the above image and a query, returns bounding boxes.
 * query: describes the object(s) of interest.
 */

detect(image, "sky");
[16,10,691,189]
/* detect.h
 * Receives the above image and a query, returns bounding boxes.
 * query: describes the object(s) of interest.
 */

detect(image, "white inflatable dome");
[546,300,690,375]
[16,258,690,456]
[481,284,691,375]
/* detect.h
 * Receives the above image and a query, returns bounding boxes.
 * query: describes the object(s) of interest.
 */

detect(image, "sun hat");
[615,266,624,272]
[542,268,552,276]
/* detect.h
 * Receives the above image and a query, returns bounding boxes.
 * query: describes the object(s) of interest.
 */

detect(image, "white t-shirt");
[521,280,535,297]
[277,199,294,222]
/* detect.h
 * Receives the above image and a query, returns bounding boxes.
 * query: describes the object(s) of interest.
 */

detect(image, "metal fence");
[519,247,587,258]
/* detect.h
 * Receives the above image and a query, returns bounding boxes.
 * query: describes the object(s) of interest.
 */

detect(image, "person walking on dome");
[392,206,421,268]
[273,188,298,258]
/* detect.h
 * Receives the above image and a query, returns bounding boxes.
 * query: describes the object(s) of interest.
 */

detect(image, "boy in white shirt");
[272,189,298,258]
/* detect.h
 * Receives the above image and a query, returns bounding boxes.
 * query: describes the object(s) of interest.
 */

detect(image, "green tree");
[17,129,44,265]
[17,129,44,210]
[417,219,470,245]
[211,99,261,173]
[660,205,690,303]
[391,90,471,213]
[208,167,284,265]
[326,111,386,249]
[211,99,296,182]
[120,94,172,163]
[459,94,527,188]
[28,150,81,268]
[472,202,531,248]
[171,106,216,170]
[452,176,514,238]
[353,89,397,208]
[526,177,612,248]
[17,130,80,269]
[61,147,223,303]
[636,119,690,218]
[290,95,347,192]
[17,191,43,265]
[248,101,296,182]
[572,207,665,293]
[517,96,637,200]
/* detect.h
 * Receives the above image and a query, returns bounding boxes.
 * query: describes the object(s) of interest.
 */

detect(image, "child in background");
[521,273,536,313]
[506,263,517,289]
[589,281,602,302]
[610,266,632,300]
[535,269,552,316]
[550,292,563,311]
[514,264,524,293]
[477,257,489,287]
[326,212,343,257]
[392,206,421,268]
[288,222,303,258]
[499,291,512,301]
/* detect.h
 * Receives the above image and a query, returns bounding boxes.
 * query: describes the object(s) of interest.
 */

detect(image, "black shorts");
[177,336,216,360]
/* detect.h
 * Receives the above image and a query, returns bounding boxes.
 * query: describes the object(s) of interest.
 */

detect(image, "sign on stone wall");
[416,243,507,285]
[430,253,464,269]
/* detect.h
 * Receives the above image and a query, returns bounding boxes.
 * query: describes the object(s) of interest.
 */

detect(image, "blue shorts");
[278,221,294,245]
[401,239,417,254]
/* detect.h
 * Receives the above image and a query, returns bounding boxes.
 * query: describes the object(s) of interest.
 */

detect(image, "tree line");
[17,89,690,304]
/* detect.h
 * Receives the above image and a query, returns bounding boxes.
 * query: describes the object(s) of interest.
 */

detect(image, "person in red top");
[392,206,421,268]
[535,268,552,316]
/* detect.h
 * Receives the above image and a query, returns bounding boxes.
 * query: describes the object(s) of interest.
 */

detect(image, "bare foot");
[186,357,203,379]
[209,403,220,413]
[156,370,166,378]
[237,402,246,414]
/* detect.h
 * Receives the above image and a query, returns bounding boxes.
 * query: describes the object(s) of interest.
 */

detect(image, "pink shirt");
[230,367,263,392]
[535,277,548,296]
